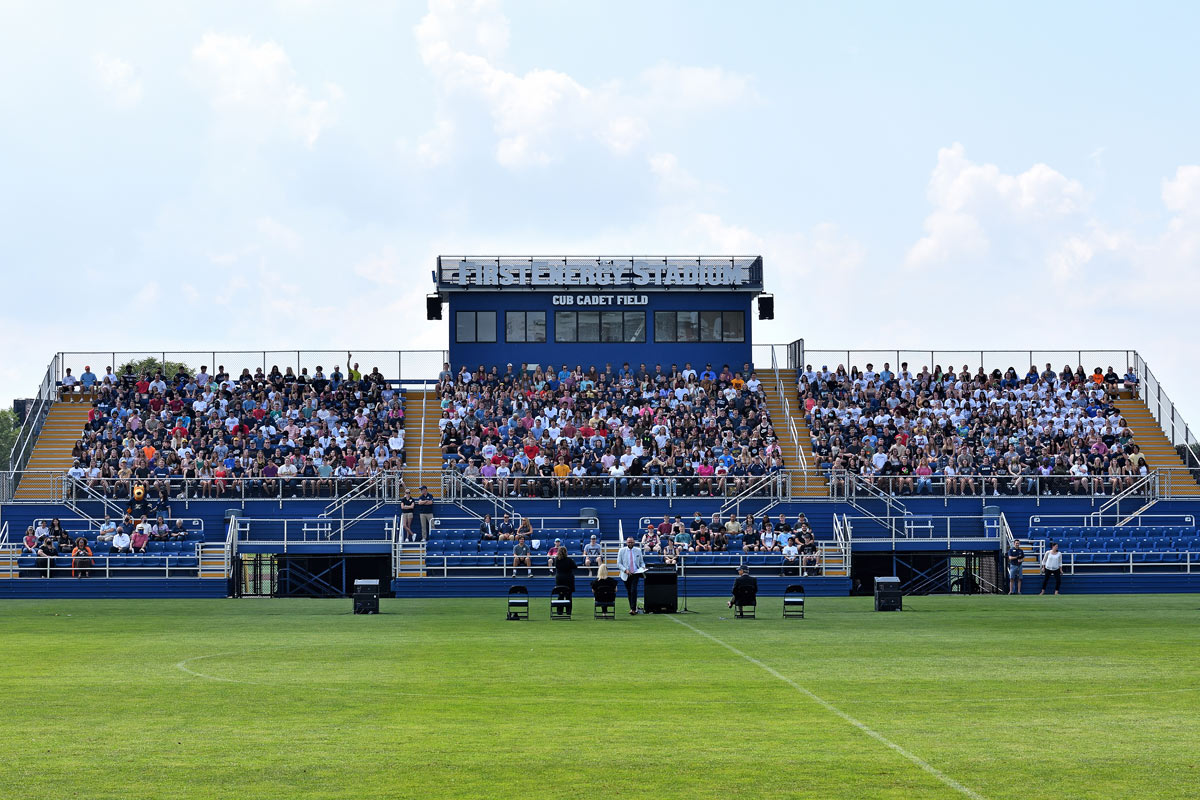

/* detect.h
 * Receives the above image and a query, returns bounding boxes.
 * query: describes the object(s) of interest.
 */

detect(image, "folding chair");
[782,584,805,619]
[592,580,616,619]
[732,585,757,618]
[506,585,529,620]
[550,586,573,620]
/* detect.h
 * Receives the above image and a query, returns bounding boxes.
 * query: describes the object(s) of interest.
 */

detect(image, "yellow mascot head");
[133,484,146,502]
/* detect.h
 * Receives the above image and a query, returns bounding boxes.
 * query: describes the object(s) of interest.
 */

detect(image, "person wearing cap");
[727,564,757,608]
[582,534,602,576]
[416,485,435,541]
[546,538,563,570]
[617,536,647,614]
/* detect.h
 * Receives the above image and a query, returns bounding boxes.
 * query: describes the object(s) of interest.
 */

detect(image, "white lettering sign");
[552,294,649,306]
[450,259,753,288]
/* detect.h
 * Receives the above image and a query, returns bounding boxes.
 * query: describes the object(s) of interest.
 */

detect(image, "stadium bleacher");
[435,362,785,498]
[59,361,405,499]
[799,362,1151,496]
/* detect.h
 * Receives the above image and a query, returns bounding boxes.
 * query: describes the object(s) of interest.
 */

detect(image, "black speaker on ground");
[353,579,380,614]
[757,294,775,320]
[874,576,902,611]
[643,566,678,613]
[426,294,443,320]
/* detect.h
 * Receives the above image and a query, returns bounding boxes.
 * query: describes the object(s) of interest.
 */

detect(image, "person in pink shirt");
[130,524,150,554]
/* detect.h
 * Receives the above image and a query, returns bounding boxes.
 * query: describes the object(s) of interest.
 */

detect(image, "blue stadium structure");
[3,254,1200,599]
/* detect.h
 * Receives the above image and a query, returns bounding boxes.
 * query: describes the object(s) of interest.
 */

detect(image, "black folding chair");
[592,580,616,619]
[782,584,805,618]
[550,586,572,620]
[507,585,529,620]
[732,585,757,618]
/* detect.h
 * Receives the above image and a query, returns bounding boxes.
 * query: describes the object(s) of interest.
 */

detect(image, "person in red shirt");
[130,525,150,554]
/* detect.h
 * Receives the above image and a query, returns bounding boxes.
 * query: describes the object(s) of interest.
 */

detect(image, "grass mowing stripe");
[666,614,988,800]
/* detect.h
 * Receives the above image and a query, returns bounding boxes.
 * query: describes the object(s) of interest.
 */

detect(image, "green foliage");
[115,357,193,380]
[0,408,16,470]
[0,595,1197,798]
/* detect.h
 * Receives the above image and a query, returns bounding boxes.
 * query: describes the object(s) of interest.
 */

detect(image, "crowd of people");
[60,356,406,500]
[435,360,785,498]
[799,362,1148,496]
[20,515,196,577]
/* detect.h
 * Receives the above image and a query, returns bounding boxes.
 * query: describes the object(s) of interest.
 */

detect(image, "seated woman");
[71,537,94,578]
[590,563,618,604]
[22,526,38,553]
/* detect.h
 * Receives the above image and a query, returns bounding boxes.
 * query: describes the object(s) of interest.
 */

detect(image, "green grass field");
[3,594,1198,799]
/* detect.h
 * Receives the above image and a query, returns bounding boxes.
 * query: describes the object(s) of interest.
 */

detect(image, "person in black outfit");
[553,548,578,597]
[727,565,758,608]
[1006,539,1026,594]
[590,563,618,602]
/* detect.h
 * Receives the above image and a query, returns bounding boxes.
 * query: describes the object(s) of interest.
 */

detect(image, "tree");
[0,408,17,471]
[115,357,194,381]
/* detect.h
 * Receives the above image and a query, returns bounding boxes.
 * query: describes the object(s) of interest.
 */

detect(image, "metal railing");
[441,470,787,509]
[234,517,397,552]
[841,514,1001,545]
[7,354,59,475]
[17,473,402,507]
[416,550,833,579]
[1028,513,1194,528]
[14,552,201,578]
[50,349,448,387]
[829,469,1165,502]
[1131,352,1200,469]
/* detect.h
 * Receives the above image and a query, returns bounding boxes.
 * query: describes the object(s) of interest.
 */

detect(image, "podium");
[874,576,901,611]
[353,579,380,614]
[643,566,678,614]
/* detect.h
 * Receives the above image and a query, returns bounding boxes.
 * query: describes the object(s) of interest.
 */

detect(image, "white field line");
[667,615,987,800]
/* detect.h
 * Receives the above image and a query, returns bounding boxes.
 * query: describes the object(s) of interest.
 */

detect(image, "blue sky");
[2,0,1199,425]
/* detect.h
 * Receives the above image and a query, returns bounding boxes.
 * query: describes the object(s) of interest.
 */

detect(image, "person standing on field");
[1040,542,1063,595]
[1007,539,1026,594]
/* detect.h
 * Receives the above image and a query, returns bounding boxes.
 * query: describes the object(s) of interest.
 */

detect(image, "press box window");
[506,311,546,343]
[456,310,497,343]
[654,311,744,342]
[556,311,646,343]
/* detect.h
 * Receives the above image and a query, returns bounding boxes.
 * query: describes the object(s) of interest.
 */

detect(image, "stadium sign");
[436,256,763,291]
[551,294,649,306]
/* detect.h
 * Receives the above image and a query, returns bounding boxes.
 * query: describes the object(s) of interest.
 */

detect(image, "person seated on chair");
[801,533,820,575]
[591,563,618,604]
[512,536,533,577]
[22,526,39,553]
[71,537,93,578]
[546,538,563,570]
[727,565,758,608]
[96,515,117,544]
[497,513,516,541]
[782,536,800,573]
[478,513,498,541]
[660,539,680,566]
[110,528,133,554]
[130,524,150,554]
[553,547,577,599]
[582,534,602,575]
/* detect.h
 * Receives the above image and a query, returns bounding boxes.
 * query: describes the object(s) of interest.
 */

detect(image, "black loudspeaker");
[426,294,443,320]
[874,576,902,611]
[643,566,678,613]
[353,579,380,614]
[757,294,775,320]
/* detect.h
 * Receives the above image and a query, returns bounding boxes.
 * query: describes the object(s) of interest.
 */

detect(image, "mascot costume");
[127,483,154,524]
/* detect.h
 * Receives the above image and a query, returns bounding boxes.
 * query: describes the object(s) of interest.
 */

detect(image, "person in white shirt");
[110,529,133,554]
[1040,543,1063,595]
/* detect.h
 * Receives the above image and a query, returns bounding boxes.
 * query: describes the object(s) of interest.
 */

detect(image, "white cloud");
[93,53,142,108]
[1162,165,1200,215]
[906,143,1092,277]
[413,0,753,168]
[191,33,341,146]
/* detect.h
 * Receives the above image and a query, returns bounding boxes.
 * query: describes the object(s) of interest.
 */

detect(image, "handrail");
[768,345,807,474]
[840,514,1000,544]
[1090,472,1158,525]
[1133,352,1200,470]
[224,514,237,579]
[8,354,58,476]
